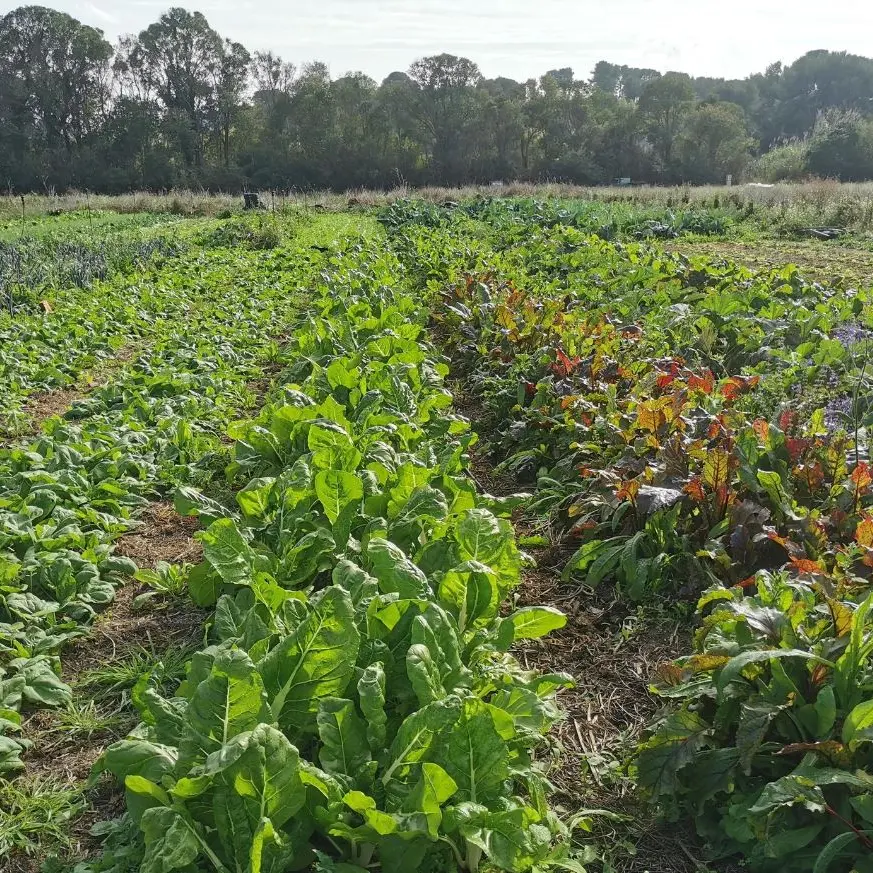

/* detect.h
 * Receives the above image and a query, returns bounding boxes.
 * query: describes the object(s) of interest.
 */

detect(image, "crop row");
[1,227,339,785]
[382,199,873,872]
[84,234,582,873]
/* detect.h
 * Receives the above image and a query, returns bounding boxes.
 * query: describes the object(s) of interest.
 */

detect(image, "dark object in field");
[803,226,845,240]
[243,192,261,210]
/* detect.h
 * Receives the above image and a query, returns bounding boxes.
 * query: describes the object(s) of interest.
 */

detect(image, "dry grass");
[7,178,873,223]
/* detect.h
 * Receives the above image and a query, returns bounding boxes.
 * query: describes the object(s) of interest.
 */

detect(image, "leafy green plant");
[634,573,873,872]
[92,232,581,873]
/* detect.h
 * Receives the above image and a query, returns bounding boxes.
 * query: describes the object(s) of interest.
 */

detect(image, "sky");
[20,0,873,82]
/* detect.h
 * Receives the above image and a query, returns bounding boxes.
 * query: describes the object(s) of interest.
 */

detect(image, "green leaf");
[140,807,201,873]
[357,663,387,753]
[317,697,372,779]
[851,794,873,824]
[459,803,552,873]
[326,360,359,390]
[258,586,360,735]
[813,831,869,873]
[315,470,364,524]
[187,562,222,608]
[206,723,305,830]
[456,508,512,565]
[308,423,362,471]
[736,701,783,773]
[341,790,398,836]
[402,762,458,839]
[367,538,429,598]
[333,560,379,605]
[125,775,172,809]
[815,686,837,736]
[504,606,566,641]
[717,649,832,701]
[174,486,229,527]
[406,643,445,706]
[431,697,510,805]
[632,710,710,796]
[437,561,499,632]
[9,656,71,707]
[844,699,873,747]
[180,649,268,765]
[750,773,827,815]
[237,478,276,519]
[382,697,461,786]
[96,739,178,786]
[198,518,256,586]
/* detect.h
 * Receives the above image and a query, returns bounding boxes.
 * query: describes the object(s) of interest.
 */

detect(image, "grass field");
[2,193,873,873]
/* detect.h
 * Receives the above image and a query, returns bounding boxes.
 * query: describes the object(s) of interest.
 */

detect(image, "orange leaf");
[796,461,824,491]
[656,663,685,686]
[852,462,873,491]
[791,558,823,574]
[553,348,581,378]
[810,664,833,690]
[857,517,873,547]
[40,300,53,314]
[753,419,770,442]
[779,410,797,432]
[617,479,641,503]
[636,400,668,433]
[786,438,809,462]
[684,478,706,502]
[721,375,759,402]
[688,369,715,395]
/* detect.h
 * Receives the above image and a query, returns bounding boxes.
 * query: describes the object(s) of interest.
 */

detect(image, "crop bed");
[4,200,873,873]
[381,199,873,873]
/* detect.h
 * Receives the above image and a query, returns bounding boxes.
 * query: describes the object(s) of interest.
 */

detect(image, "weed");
[78,644,193,699]
[0,776,83,858]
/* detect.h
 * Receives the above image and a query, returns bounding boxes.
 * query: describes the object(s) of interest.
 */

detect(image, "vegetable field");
[3,199,873,873]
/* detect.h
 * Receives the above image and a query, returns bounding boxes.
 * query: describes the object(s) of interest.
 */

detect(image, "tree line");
[3,4,873,193]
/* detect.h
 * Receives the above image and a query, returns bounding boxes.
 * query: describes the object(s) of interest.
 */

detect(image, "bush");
[749,142,809,182]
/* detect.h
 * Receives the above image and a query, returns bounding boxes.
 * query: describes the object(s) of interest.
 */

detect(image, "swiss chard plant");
[94,237,584,872]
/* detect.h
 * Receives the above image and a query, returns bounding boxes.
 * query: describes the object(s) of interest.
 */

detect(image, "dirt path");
[667,238,873,287]
[9,503,206,872]
[457,385,711,873]
[2,342,143,442]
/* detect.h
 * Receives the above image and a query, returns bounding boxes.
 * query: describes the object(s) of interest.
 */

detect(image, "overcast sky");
[27,0,873,82]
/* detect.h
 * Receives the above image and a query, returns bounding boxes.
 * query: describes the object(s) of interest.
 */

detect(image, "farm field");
[2,196,873,873]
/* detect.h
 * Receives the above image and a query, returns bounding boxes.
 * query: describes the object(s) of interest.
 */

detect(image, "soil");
[451,381,724,872]
[3,343,144,442]
[113,501,203,569]
[14,502,206,870]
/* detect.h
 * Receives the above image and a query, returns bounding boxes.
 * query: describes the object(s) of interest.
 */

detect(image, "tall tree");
[0,5,111,169]
[639,72,695,178]
[213,39,251,166]
[407,54,482,183]
[118,8,223,165]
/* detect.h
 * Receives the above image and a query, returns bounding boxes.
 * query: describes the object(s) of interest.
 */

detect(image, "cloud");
[83,2,117,24]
